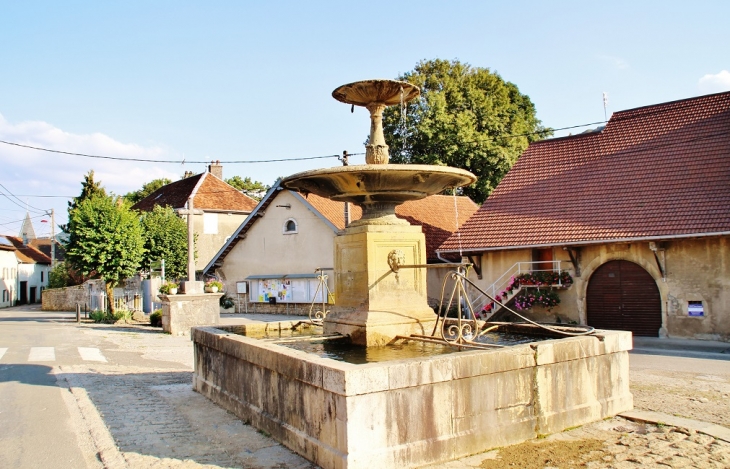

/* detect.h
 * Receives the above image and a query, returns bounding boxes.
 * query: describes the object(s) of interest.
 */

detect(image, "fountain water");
[192,80,633,469]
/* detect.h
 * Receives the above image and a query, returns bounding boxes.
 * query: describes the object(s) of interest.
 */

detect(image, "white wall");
[0,251,17,307]
[18,262,50,304]
[218,191,337,302]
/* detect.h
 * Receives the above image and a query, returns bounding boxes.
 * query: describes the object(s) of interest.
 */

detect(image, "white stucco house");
[0,235,51,306]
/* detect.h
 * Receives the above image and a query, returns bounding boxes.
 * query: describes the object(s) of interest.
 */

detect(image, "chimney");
[208,160,223,180]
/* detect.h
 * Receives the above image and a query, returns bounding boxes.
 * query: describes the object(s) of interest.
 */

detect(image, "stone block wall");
[41,280,104,311]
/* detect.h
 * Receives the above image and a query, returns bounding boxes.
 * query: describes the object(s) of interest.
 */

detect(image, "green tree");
[48,261,72,288]
[124,178,173,204]
[62,170,106,231]
[140,205,189,279]
[68,170,107,211]
[382,59,550,203]
[64,194,145,316]
[225,176,269,200]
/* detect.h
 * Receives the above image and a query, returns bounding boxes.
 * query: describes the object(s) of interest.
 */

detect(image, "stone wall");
[192,324,633,469]
[222,298,310,316]
[41,280,104,311]
[470,235,730,341]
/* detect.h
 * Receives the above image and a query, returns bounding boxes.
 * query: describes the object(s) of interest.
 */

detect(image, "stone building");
[438,91,730,340]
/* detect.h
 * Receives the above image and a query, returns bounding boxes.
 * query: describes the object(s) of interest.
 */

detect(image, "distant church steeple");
[19,212,36,245]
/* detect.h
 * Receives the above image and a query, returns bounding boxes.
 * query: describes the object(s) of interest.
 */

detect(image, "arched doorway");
[586,260,662,337]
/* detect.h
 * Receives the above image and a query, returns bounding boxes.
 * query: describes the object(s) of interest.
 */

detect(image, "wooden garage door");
[586,260,662,337]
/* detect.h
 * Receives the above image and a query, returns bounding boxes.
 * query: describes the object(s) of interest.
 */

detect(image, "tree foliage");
[64,194,145,315]
[124,178,173,204]
[68,170,107,210]
[140,205,188,279]
[225,176,269,200]
[382,59,550,203]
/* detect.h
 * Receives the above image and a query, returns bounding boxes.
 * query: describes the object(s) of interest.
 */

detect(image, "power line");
[0,118,609,164]
[9,194,74,198]
[0,139,353,164]
[0,183,48,213]
[0,213,48,227]
[0,191,45,215]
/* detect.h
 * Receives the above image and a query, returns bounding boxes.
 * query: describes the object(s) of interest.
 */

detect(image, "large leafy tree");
[60,170,109,284]
[64,194,145,316]
[140,205,188,279]
[225,175,269,200]
[382,59,550,203]
[124,178,173,204]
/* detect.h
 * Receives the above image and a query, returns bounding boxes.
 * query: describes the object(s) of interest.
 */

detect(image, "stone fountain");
[191,79,633,469]
[282,79,476,346]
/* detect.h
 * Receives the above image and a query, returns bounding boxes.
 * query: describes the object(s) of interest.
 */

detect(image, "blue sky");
[1,1,728,236]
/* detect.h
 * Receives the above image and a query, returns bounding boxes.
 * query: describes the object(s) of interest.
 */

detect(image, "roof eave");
[437,231,730,254]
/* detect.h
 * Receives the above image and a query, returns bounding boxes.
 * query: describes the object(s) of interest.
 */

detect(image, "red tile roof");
[0,235,52,264]
[132,173,258,213]
[439,91,730,253]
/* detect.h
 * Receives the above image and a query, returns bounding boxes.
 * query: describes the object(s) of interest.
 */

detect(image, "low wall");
[42,284,90,311]
[193,325,633,469]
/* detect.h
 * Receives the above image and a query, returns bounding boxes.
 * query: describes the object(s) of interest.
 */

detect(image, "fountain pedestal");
[326,224,435,346]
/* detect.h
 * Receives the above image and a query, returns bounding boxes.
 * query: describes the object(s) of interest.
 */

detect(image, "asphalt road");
[0,308,99,468]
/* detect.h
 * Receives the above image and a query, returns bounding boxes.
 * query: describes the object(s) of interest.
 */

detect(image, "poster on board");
[258,279,292,302]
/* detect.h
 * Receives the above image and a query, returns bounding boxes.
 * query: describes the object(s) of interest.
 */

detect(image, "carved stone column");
[365,102,389,164]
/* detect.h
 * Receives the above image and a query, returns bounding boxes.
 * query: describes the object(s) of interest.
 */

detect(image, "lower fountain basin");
[192,323,633,469]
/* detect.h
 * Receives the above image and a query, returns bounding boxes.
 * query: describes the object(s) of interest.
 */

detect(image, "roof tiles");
[132,173,258,213]
[439,91,730,252]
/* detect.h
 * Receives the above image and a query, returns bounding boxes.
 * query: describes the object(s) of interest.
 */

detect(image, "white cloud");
[698,70,730,94]
[0,113,182,234]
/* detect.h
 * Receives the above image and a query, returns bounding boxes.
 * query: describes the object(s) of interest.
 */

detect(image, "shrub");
[113,309,133,322]
[89,310,107,323]
[150,309,162,327]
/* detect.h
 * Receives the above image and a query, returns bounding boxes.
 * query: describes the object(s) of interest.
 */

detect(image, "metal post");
[76,303,80,323]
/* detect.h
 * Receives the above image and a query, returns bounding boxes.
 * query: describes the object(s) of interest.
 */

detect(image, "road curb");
[620,409,730,443]
[55,366,129,469]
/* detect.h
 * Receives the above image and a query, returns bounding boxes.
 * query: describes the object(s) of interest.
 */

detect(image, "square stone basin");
[192,323,632,469]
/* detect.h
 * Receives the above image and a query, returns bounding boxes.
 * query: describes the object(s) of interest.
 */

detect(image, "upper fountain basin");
[281,164,476,205]
[332,80,420,106]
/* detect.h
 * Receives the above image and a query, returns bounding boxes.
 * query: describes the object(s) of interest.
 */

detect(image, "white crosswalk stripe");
[28,347,55,362]
[0,348,6,360]
[77,347,107,362]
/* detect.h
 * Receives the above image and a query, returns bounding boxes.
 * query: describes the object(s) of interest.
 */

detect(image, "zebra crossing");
[0,346,108,363]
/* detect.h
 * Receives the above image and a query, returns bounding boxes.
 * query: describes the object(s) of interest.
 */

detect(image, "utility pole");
[50,209,55,266]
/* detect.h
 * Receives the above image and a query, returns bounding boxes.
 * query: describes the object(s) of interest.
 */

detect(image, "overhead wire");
[0,139,357,164]
[0,118,612,165]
